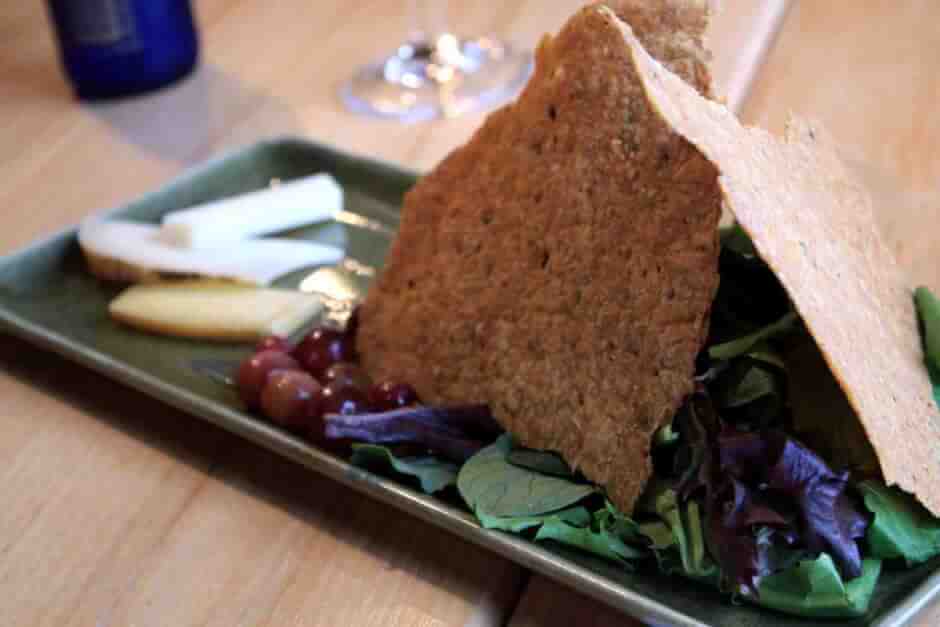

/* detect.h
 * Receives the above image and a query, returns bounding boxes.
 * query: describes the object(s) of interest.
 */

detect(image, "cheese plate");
[0,137,937,627]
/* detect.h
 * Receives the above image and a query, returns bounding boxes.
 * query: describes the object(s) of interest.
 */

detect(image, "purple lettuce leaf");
[767,437,868,578]
[715,429,869,580]
[706,477,798,596]
[324,405,502,463]
[717,426,770,480]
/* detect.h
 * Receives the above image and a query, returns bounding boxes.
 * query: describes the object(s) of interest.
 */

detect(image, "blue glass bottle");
[46,0,199,101]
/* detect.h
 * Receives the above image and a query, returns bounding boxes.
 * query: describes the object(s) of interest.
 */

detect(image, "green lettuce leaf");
[743,341,786,369]
[535,506,646,565]
[639,521,674,549]
[476,506,591,533]
[707,341,787,429]
[631,480,879,618]
[598,500,648,544]
[638,483,718,582]
[708,311,799,361]
[350,444,458,494]
[915,286,940,406]
[859,480,940,565]
[458,434,595,518]
[916,286,940,372]
[755,555,882,618]
[475,498,646,566]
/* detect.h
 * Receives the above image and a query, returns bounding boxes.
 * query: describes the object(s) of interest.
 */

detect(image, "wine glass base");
[340,36,533,123]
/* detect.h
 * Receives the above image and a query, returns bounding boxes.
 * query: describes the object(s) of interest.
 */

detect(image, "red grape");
[237,350,301,410]
[320,382,371,416]
[292,327,356,379]
[322,362,371,391]
[260,370,322,431]
[368,381,420,412]
[255,335,290,353]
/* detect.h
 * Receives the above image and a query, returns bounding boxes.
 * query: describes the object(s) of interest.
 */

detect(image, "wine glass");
[340,0,533,122]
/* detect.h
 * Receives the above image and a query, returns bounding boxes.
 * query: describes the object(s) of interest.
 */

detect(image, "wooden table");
[2,1,937,625]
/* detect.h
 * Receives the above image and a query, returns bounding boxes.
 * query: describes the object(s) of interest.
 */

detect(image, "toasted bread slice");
[357,1,721,514]
[618,12,940,515]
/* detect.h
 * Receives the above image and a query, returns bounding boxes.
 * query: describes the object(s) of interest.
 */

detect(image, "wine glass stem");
[409,0,449,43]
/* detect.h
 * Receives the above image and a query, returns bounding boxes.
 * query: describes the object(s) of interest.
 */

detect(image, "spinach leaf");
[460,439,646,567]
[915,286,940,406]
[755,555,882,618]
[458,435,596,518]
[350,444,458,494]
[708,311,799,361]
[476,506,590,533]
[507,449,575,477]
[859,480,940,565]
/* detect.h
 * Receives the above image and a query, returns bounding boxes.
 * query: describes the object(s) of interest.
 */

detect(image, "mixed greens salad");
[326,228,940,619]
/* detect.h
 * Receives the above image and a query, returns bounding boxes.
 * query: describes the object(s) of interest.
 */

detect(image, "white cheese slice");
[79,220,343,286]
[160,173,343,249]
[109,279,323,341]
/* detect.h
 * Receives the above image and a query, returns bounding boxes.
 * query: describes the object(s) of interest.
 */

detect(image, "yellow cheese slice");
[108,279,323,342]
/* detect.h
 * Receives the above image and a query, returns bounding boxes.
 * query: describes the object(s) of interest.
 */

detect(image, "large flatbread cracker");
[358,1,722,514]
[613,9,940,515]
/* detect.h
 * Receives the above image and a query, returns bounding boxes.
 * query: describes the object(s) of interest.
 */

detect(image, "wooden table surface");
[2,1,938,625]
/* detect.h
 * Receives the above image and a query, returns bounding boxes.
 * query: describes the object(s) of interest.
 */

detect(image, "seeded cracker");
[614,10,940,515]
[358,2,722,514]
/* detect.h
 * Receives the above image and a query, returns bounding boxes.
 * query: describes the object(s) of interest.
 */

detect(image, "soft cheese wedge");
[160,173,343,249]
[79,220,343,285]
[109,279,323,341]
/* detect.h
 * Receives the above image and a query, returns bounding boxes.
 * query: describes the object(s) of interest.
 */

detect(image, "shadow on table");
[85,63,303,166]
[0,333,527,620]
[1,46,303,168]
[0,46,301,166]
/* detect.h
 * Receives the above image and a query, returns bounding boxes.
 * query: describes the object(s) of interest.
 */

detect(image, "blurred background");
[15,0,930,291]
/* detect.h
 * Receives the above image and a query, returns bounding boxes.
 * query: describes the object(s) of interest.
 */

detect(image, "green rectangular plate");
[1,136,937,627]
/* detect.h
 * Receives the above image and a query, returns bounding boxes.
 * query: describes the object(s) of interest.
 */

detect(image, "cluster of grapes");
[236,317,418,440]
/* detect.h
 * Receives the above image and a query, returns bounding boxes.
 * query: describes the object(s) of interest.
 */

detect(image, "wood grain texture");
[742,0,940,296]
[0,2,785,626]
